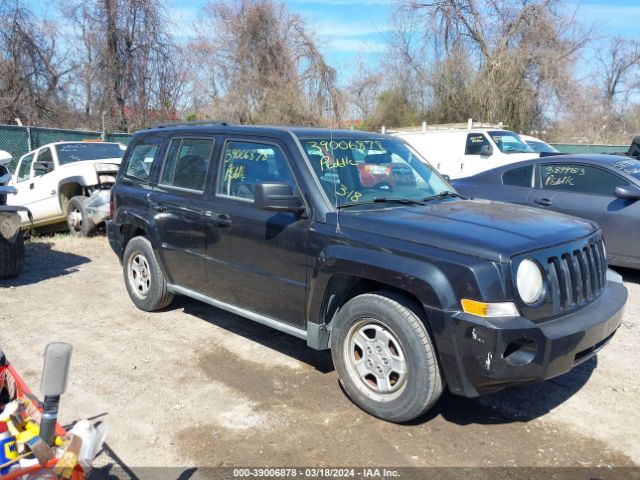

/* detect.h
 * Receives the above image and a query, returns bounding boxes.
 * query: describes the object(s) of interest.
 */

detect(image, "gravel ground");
[0,235,639,471]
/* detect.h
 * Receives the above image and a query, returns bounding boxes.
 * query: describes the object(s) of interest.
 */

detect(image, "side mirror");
[40,342,73,446]
[480,145,493,157]
[255,182,305,214]
[0,150,12,166]
[33,160,53,174]
[614,185,640,200]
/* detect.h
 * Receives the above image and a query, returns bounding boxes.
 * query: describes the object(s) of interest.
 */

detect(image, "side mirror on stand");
[39,343,73,446]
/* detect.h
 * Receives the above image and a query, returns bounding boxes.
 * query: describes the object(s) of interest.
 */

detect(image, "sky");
[163,0,640,84]
[27,0,640,85]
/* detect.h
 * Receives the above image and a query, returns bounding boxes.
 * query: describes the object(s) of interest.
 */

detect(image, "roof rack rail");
[150,120,231,129]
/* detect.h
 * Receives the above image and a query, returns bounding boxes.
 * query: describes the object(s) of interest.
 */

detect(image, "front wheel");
[66,196,97,237]
[123,236,174,311]
[330,292,443,423]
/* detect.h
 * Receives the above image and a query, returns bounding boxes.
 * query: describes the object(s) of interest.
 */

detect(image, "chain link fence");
[1,124,633,173]
[0,124,132,172]
[550,143,629,154]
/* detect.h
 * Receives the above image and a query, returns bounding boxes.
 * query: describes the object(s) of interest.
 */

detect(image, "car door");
[459,133,492,178]
[8,152,36,211]
[205,137,309,328]
[29,146,63,223]
[531,163,635,260]
[147,136,217,293]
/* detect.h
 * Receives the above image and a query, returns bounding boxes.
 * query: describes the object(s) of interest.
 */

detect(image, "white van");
[393,128,539,179]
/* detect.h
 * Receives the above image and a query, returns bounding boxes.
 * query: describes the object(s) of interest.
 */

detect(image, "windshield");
[55,143,124,165]
[299,136,453,208]
[612,158,640,180]
[488,131,535,154]
[526,140,559,153]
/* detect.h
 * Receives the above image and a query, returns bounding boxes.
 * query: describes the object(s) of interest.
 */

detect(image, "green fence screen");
[549,143,629,154]
[1,124,632,173]
[0,124,132,172]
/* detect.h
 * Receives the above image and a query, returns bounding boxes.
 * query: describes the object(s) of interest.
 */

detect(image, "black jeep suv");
[108,123,627,422]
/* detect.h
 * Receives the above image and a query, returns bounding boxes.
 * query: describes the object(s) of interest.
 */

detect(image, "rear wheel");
[0,231,25,279]
[330,292,443,423]
[66,196,97,237]
[123,236,173,311]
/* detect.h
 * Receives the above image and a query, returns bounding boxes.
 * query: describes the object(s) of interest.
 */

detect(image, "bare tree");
[63,0,187,131]
[597,37,640,110]
[371,0,593,131]
[347,58,385,120]
[189,0,343,126]
[0,0,72,124]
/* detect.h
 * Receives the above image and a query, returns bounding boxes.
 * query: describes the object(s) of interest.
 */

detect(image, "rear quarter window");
[124,139,162,182]
[502,166,533,187]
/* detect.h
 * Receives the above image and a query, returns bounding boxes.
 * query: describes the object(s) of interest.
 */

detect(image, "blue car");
[453,154,640,269]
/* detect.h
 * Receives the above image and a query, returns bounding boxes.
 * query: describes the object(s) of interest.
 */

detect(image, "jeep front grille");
[546,237,607,313]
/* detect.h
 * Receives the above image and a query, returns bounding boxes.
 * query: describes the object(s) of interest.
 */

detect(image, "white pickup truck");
[7,141,125,236]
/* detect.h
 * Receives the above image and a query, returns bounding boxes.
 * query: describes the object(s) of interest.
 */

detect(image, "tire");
[66,196,97,237]
[0,231,25,280]
[330,292,443,423]
[123,236,174,311]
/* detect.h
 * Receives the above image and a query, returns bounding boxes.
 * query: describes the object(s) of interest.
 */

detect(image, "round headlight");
[517,259,544,305]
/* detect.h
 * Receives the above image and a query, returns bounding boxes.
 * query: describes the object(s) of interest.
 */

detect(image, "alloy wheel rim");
[344,319,408,401]
[68,208,83,231]
[128,252,151,299]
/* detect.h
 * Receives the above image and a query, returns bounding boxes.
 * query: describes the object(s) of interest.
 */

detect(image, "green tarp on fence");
[549,143,629,154]
[0,123,633,173]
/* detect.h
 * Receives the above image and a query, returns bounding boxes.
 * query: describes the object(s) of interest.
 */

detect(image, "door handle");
[533,198,552,207]
[148,199,166,212]
[206,211,232,227]
[29,183,34,190]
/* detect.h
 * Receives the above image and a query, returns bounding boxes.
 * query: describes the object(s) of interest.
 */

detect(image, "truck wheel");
[0,231,25,280]
[123,236,174,311]
[330,292,443,423]
[66,196,97,237]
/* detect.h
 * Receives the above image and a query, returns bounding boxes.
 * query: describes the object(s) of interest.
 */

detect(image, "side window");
[541,164,629,196]
[217,141,295,201]
[160,137,214,192]
[125,139,161,182]
[17,153,34,182]
[34,148,53,177]
[465,134,489,155]
[502,166,533,187]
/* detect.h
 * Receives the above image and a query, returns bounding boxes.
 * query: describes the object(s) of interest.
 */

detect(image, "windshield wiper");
[372,197,426,205]
[423,191,465,202]
[336,198,425,209]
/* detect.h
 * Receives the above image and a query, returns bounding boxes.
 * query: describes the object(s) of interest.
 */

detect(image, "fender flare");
[307,245,458,327]
[114,207,172,281]
[57,176,93,209]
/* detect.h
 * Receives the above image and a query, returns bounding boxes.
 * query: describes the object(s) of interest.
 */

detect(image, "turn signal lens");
[461,299,519,318]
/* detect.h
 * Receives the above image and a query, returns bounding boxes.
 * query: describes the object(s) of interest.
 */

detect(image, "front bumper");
[435,271,627,397]
[84,189,111,226]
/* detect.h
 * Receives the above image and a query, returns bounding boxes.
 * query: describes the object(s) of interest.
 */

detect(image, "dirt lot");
[1,236,639,470]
